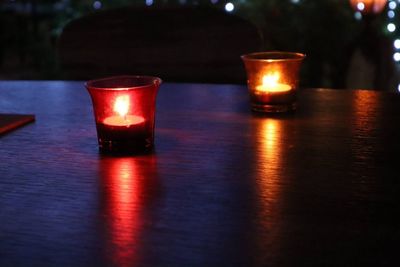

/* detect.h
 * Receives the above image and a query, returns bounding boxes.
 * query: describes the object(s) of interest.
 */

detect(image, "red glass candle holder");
[86,75,161,154]
[241,52,305,113]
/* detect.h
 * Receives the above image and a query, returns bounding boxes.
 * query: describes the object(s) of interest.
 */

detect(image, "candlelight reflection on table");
[86,75,161,154]
[250,118,285,262]
[349,90,380,200]
[256,119,283,219]
[242,52,305,113]
[104,158,141,266]
[100,156,159,266]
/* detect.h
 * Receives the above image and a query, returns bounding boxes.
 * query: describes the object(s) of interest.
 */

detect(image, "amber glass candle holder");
[349,0,387,15]
[86,75,161,154]
[241,51,305,113]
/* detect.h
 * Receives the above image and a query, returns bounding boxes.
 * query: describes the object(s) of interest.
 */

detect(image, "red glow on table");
[104,158,141,266]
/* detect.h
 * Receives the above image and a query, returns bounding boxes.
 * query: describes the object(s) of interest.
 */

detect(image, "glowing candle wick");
[114,96,130,117]
[263,74,280,88]
[102,95,145,126]
[256,73,291,93]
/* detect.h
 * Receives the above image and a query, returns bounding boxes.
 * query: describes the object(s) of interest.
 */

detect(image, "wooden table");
[1,81,400,266]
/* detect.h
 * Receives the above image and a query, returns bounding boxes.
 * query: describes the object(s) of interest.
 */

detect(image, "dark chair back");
[57,6,263,84]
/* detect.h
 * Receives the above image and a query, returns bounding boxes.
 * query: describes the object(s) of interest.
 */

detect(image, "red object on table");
[86,75,161,154]
[0,114,35,136]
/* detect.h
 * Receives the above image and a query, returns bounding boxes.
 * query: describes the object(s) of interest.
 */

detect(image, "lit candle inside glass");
[86,75,161,154]
[241,51,305,113]
[256,73,292,93]
[104,96,145,127]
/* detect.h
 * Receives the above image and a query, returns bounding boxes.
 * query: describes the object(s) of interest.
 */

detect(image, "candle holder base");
[251,102,297,113]
[96,122,154,155]
[98,138,154,155]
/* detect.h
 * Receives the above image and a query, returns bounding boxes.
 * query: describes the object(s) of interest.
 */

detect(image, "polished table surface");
[1,81,400,266]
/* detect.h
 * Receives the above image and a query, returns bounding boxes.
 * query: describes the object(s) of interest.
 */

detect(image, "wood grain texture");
[0,81,400,266]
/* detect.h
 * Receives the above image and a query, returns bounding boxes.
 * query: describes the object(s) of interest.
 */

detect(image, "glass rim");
[241,51,306,62]
[85,75,162,91]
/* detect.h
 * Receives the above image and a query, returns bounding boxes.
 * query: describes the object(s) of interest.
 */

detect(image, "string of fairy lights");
[387,1,399,60]
[350,0,400,91]
[222,0,400,91]
[385,0,400,91]
[140,0,400,91]
[95,0,400,91]
[6,0,398,90]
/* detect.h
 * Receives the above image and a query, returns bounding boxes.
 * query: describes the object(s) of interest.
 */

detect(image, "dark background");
[0,0,398,90]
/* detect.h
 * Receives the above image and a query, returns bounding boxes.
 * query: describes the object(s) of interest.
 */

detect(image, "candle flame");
[114,95,130,117]
[256,72,291,93]
[262,73,280,88]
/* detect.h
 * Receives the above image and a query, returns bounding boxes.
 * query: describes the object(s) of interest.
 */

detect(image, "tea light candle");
[94,95,150,152]
[253,72,295,105]
[241,51,305,113]
[103,95,145,127]
[256,73,292,94]
[86,75,161,154]
[103,115,145,127]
